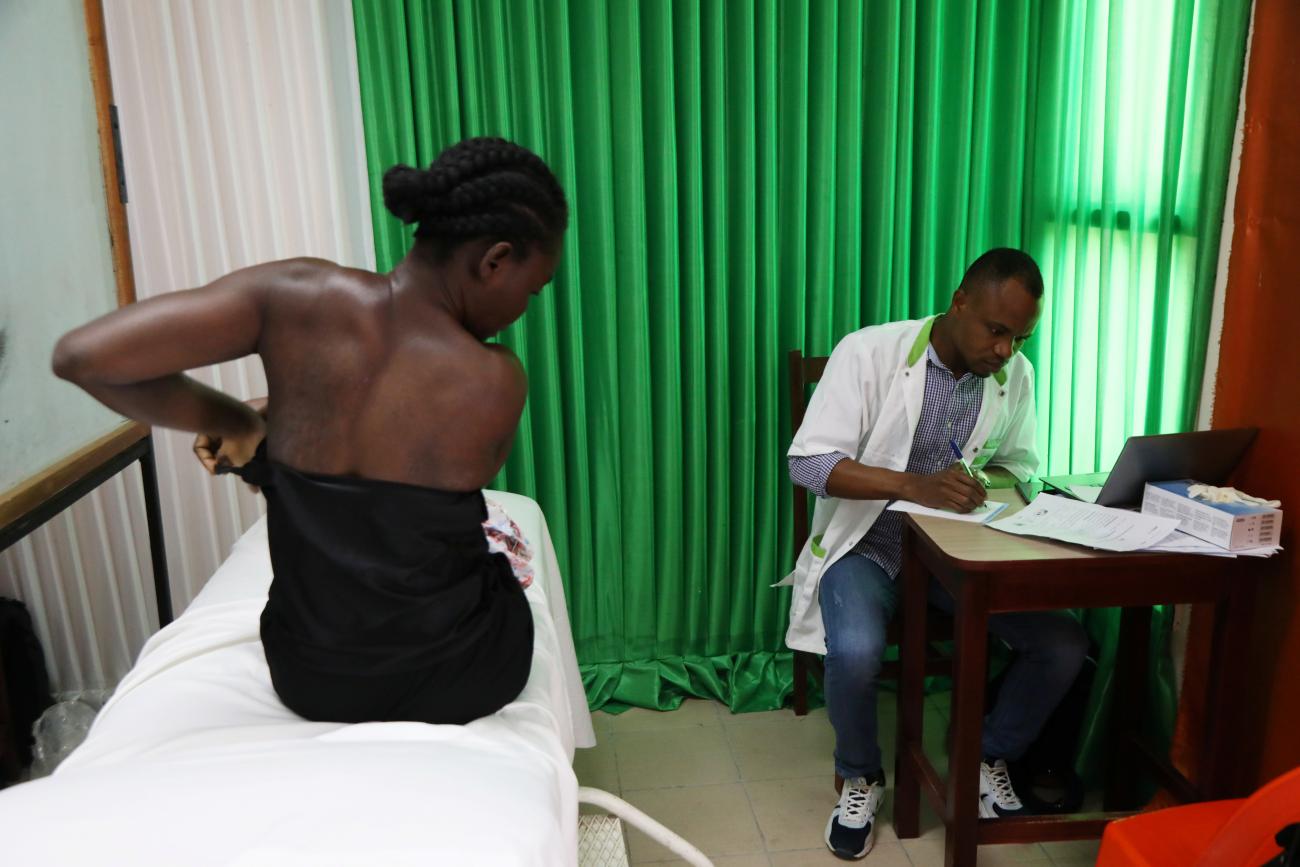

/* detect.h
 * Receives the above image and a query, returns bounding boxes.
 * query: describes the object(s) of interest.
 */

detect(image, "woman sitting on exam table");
[51,137,569,726]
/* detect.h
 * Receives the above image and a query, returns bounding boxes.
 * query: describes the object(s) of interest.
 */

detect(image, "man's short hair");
[959,248,1044,299]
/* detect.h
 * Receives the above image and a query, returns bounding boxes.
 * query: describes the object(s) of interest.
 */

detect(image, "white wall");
[1196,3,1255,432]
[0,0,125,493]
[1,0,375,693]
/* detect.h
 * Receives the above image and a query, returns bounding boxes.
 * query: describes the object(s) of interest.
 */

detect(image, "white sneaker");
[979,759,1024,818]
[824,775,883,860]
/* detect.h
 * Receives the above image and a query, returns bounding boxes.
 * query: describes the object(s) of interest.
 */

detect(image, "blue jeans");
[819,552,1089,780]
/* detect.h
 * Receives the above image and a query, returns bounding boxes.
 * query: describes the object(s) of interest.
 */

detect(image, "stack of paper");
[886,499,1009,524]
[989,494,1282,557]
[1226,542,1283,558]
[988,495,1180,552]
[1144,530,1238,557]
[1143,530,1282,558]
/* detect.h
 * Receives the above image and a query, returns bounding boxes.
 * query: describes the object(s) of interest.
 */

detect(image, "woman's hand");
[194,397,268,481]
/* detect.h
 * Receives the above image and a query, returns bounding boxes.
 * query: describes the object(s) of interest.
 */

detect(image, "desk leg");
[1104,606,1150,811]
[894,526,928,839]
[944,576,988,867]
[1201,582,1256,798]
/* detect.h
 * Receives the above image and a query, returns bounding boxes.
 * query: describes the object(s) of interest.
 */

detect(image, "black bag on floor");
[0,597,54,776]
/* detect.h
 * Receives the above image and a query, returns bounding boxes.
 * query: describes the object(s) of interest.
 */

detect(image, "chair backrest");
[787,349,830,558]
[1195,766,1300,866]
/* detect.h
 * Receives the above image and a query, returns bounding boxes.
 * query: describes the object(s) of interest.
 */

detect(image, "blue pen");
[948,439,975,478]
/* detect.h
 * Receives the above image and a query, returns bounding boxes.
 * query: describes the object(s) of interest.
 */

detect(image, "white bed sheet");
[0,491,595,866]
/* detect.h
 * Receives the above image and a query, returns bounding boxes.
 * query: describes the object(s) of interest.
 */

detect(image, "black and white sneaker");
[825,774,883,860]
[979,758,1025,818]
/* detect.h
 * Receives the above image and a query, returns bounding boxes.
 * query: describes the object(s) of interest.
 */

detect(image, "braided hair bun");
[382,137,568,257]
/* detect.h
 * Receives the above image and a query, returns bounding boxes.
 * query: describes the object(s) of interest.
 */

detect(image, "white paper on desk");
[886,499,1009,524]
[1236,545,1282,558]
[1145,532,1282,558]
[1145,530,1238,557]
[987,494,1179,552]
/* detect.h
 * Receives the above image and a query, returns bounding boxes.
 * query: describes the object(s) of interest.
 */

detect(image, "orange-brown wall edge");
[1174,0,1300,796]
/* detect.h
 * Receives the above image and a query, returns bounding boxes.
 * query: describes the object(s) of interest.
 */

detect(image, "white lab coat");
[779,316,1040,654]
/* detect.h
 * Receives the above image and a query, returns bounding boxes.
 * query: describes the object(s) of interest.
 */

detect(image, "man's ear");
[478,241,514,281]
[950,287,970,315]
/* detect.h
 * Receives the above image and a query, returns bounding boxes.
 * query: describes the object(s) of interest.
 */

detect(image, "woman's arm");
[193,396,269,476]
[52,260,319,462]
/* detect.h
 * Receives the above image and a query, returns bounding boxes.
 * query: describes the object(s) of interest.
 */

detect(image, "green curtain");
[351,0,1248,777]
[1024,0,1249,780]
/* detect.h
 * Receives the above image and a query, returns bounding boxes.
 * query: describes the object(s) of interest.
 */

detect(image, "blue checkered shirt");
[788,344,984,578]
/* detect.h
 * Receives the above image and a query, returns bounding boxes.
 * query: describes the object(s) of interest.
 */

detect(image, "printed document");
[988,494,1179,551]
[887,499,1009,524]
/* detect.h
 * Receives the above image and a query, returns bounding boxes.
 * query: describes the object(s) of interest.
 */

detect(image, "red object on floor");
[1097,767,1300,866]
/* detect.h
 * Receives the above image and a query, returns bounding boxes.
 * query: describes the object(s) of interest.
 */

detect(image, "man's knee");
[820,555,895,679]
[1042,614,1089,676]
[826,629,888,680]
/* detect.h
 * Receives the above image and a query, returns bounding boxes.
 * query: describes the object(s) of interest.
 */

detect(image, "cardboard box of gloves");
[1141,480,1282,551]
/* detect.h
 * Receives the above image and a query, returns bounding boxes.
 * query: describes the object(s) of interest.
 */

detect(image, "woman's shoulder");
[250,258,393,327]
[480,342,526,390]
[254,257,381,296]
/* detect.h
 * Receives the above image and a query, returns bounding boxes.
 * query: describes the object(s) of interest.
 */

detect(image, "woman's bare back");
[257,258,526,491]
[52,251,536,494]
[54,136,563,493]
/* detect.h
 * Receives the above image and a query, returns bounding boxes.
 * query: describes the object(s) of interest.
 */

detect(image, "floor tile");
[615,725,739,790]
[722,706,829,726]
[574,737,621,804]
[977,843,1054,865]
[585,690,1107,867]
[1041,838,1101,864]
[621,782,764,863]
[928,689,952,722]
[878,693,900,726]
[725,717,837,781]
[745,776,836,853]
[769,841,910,865]
[922,704,950,748]
[872,794,944,845]
[903,839,1053,867]
[746,775,900,853]
[653,855,770,866]
[901,837,947,867]
[608,699,722,733]
[891,797,948,841]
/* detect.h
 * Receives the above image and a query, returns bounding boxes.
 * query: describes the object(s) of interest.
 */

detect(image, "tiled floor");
[574,692,1101,867]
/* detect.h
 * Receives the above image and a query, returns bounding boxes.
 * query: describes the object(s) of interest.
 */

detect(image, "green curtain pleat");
[1021,0,1250,781]
[351,0,1249,778]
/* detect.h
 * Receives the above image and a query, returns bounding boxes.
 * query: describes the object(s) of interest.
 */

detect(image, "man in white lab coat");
[783,248,1088,860]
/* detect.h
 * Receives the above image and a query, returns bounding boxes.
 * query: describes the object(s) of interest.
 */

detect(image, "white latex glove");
[1187,484,1281,509]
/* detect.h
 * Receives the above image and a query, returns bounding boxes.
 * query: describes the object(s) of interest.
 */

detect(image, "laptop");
[1033,428,1258,508]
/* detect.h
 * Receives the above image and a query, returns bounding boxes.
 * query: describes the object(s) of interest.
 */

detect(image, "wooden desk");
[892,490,1261,867]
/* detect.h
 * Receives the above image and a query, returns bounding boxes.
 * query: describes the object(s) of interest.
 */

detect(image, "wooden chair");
[786,348,955,716]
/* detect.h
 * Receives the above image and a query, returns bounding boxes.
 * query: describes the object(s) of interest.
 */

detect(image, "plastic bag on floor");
[29,691,108,778]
